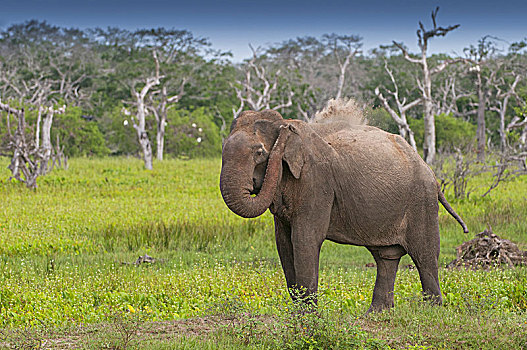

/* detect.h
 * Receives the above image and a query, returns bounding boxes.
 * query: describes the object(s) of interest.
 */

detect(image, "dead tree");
[1,99,67,188]
[233,45,293,118]
[435,74,457,116]
[146,50,188,161]
[39,104,66,174]
[506,108,527,151]
[125,51,163,170]
[462,36,506,161]
[148,83,186,161]
[322,34,362,100]
[51,133,68,170]
[490,73,523,150]
[1,102,39,188]
[375,60,420,150]
[433,63,476,118]
[393,7,461,164]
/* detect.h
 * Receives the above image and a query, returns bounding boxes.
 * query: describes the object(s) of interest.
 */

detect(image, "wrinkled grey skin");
[219,110,468,312]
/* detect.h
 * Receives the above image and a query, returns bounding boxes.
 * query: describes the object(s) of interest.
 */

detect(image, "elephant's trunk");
[220,127,289,218]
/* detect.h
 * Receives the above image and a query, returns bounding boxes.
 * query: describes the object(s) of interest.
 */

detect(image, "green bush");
[366,107,399,135]
[52,106,109,157]
[100,104,141,156]
[409,113,476,150]
[0,102,109,157]
[164,107,222,158]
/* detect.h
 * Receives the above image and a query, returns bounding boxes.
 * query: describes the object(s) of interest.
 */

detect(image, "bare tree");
[375,60,420,150]
[125,50,163,170]
[0,22,89,179]
[432,62,477,118]
[148,81,186,161]
[462,36,506,161]
[137,28,209,161]
[115,28,212,164]
[322,34,362,100]
[393,7,461,164]
[490,73,523,150]
[233,45,293,118]
[0,100,65,188]
[264,34,364,120]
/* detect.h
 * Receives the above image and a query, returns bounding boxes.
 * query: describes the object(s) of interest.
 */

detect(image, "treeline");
[0,14,526,170]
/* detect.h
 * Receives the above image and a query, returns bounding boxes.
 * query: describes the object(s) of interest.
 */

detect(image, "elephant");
[219,108,468,312]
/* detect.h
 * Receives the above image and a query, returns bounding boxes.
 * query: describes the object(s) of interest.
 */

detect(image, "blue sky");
[1,0,526,61]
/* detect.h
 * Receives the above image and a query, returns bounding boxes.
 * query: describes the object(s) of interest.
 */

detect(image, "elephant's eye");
[256,148,264,156]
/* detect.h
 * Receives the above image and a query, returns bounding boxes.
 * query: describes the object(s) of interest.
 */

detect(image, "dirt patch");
[0,315,273,349]
[447,228,527,269]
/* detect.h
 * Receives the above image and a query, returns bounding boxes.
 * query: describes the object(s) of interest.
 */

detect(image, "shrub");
[52,106,109,157]
[164,107,222,158]
[409,113,476,150]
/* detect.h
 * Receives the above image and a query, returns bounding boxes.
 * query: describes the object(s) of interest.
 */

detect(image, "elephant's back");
[322,126,438,245]
[325,126,422,174]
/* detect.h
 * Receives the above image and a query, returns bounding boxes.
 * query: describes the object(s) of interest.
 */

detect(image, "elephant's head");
[220,110,304,218]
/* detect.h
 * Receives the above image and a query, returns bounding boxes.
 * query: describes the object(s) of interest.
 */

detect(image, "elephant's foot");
[289,288,318,312]
[365,300,394,315]
[422,291,442,305]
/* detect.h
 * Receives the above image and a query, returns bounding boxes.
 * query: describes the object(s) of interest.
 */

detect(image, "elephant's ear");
[283,124,304,179]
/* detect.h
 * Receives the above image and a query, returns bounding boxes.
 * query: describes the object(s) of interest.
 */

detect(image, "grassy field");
[0,157,526,349]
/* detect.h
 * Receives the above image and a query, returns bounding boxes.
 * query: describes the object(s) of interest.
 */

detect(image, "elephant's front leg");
[274,217,296,293]
[288,210,331,305]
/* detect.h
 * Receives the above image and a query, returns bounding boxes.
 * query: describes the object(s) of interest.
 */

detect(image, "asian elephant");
[219,109,468,312]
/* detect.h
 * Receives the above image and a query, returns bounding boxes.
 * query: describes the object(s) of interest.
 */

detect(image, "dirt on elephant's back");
[447,228,527,269]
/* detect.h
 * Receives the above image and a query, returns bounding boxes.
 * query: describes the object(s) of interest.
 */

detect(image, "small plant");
[434,147,527,199]
[0,325,47,349]
[272,300,385,350]
[206,294,248,317]
[223,293,388,350]
[87,307,147,350]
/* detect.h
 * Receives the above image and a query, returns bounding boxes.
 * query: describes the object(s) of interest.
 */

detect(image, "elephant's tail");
[437,184,469,233]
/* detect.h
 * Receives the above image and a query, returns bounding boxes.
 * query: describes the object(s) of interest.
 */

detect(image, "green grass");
[0,157,526,349]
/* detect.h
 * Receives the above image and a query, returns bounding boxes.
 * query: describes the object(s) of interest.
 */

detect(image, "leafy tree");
[51,106,109,157]
[99,104,141,156]
[409,113,476,151]
[164,107,222,158]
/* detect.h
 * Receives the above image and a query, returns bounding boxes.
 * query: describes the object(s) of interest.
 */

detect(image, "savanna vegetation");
[0,157,526,349]
[0,11,526,181]
[0,7,526,350]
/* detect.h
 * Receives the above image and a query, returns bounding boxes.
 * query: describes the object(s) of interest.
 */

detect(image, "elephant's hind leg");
[406,226,442,305]
[366,245,406,313]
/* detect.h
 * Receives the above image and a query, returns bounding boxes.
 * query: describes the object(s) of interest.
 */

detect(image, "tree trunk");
[156,117,165,161]
[423,107,436,164]
[39,110,54,174]
[520,126,527,148]
[335,65,346,100]
[499,115,506,152]
[35,108,42,149]
[400,125,417,151]
[422,61,436,164]
[476,85,486,161]
[139,131,153,170]
[134,99,154,170]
